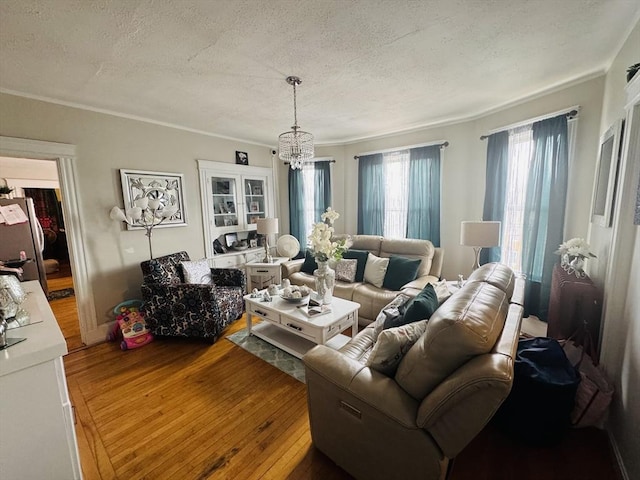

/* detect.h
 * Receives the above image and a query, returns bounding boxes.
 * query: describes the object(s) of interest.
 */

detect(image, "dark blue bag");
[495,337,581,445]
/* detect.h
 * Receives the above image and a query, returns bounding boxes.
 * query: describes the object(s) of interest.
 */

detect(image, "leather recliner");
[303,263,524,480]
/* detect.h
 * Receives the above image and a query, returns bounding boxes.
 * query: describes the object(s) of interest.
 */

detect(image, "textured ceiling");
[1,0,639,146]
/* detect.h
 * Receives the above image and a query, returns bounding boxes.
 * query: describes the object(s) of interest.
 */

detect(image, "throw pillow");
[382,255,422,291]
[300,250,318,274]
[372,294,412,338]
[432,280,453,304]
[181,260,212,285]
[363,253,389,288]
[402,283,439,325]
[335,259,358,282]
[342,249,369,282]
[366,320,429,376]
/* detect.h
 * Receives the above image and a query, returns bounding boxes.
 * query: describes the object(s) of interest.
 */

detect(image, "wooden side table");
[245,257,288,291]
[548,263,602,358]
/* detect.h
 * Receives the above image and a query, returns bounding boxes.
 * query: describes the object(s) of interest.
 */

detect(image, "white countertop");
[0,280,67,377]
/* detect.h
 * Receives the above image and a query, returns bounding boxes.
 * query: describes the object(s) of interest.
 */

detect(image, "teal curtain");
[313,161,332,222]
[480,131,509,264]
[406,145,441,246]
[288,168,307,251]
[357,154,385,235]
[522,115,568,320]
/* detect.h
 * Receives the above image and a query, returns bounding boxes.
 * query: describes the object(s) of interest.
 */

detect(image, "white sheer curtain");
[383,150,410,238]
[501,126,534,272]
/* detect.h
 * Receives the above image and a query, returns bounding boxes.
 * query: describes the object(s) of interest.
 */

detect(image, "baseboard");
[606,426,629,480]
[83,321,113,346]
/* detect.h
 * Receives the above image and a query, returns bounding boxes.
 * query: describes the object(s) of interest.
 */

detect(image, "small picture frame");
[215,180,230,195]
[226,201,235,213]
[253,185,262,196]
[236,151,249,165]
[249,239,258,248]
[250,201,259,212]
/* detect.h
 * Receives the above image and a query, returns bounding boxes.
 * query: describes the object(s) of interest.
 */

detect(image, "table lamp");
[256,218,279,263]
[460,221,501,271]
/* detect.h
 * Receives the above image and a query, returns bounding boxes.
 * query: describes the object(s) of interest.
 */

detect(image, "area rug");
[47,287,75,301]
[226,329,305,383]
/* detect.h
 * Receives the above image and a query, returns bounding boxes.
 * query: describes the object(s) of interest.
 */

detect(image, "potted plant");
[627,63,640,83]
[0,185,14,198]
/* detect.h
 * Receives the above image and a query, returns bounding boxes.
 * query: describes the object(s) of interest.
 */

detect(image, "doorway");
[0,136,99,349]
[1,158,84,351]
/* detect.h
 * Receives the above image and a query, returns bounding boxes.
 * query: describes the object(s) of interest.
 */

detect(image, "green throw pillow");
[300,250,318,274]
[382,255,422,291]
[343,249,369,282]
[402,284,439,325]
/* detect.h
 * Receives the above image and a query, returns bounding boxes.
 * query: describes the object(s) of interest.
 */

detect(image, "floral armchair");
[140,251,245,343]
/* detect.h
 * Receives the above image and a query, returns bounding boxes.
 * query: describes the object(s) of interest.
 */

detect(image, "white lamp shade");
[460,221,501,247]
[257,218,279,235]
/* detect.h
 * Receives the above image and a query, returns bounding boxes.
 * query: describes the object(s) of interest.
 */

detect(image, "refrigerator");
[0,197,48,295]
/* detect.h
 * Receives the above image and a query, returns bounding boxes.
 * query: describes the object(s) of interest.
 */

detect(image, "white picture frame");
[591,119,623,227]
[120,169,187,230]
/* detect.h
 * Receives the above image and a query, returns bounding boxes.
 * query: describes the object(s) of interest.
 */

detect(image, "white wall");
[589,19,640,480]
[277,76,605,281]
[0,93,273,332]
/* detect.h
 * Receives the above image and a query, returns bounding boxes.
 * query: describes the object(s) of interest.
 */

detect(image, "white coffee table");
[244,292,360,359]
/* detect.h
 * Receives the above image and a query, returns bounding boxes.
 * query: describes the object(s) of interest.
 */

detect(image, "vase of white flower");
[308,207,351,304]
[555,237,596,278]
[314,260,336,304]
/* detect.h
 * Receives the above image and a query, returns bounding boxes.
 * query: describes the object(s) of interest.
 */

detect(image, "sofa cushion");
[432,280,453,304]
[366,319,429,376]
[395,281,509,399]
[380,238,435,278]
[363,253,389,288]
[382,255,422,290]
[466,262,515,299]
[300,250,318,274]
[181,260,212,285]
[333,234,382,255]
[342,249,369,282]
[401,283,439,325]
[335,259,358,282]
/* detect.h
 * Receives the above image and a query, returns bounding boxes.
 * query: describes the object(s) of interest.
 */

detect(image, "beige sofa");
[281,235,444,325]
[303,263,524,480]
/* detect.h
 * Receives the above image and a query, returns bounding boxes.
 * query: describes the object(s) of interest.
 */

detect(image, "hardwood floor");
[65,317,622,480]
[47,262,84,351]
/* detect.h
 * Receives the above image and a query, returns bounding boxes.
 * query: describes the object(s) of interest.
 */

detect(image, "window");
[483,112,574,320]
[493,120,577,274]
[358,144,441,245]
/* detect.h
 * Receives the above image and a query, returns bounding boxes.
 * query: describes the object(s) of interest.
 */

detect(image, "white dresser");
[0,281,82,480]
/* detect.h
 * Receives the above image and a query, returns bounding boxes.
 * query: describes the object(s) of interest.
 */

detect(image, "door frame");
[0,135,97,345]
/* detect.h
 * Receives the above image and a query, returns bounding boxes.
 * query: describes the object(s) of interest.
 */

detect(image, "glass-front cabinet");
[198,159,275,258]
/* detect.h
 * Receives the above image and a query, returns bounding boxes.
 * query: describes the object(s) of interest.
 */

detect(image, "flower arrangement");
[308,207,351,263]
[555,238,597,261]
[555,238,596,277]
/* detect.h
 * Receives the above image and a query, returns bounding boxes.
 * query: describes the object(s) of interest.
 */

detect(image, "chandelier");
[278,76,314,169]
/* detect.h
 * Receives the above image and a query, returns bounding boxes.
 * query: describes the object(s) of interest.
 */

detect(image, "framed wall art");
[591,119,623,227]
[119,169,187,229]
[236,151,249,165]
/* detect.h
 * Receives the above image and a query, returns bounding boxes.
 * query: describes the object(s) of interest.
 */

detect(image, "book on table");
[299,304,332,317]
